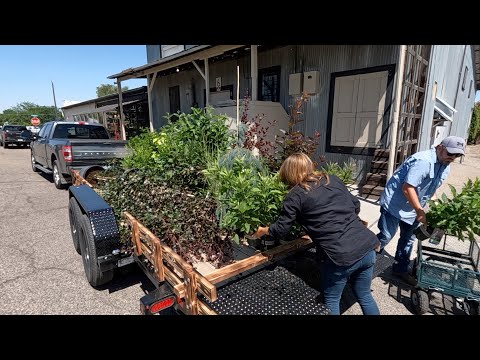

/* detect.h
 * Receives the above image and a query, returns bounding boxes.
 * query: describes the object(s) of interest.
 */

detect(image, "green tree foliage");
[468,102,480,144]
[0,102,60,126]
[96,83,129,98]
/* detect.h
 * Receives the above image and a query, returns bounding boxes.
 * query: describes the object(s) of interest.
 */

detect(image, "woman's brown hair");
[278,153,329,190]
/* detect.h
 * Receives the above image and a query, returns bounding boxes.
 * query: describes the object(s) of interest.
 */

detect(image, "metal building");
[108,45,480,196]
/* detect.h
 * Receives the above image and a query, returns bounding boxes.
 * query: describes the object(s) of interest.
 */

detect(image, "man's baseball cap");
[440,136,465,155]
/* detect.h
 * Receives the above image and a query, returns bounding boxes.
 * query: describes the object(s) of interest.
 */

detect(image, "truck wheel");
[68,197,82,255]
[53,160,66,189]
[78,214,114,287]
[411,288,430,315]
[31,152,40,172]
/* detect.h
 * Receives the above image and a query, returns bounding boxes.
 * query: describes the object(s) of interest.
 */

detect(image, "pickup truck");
[0,124,32,148]
[30,121,129,189]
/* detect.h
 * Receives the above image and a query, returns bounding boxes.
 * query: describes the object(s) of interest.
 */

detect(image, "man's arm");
[402,183,427,224]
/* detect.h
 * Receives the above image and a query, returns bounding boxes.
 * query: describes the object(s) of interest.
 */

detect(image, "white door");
[354,71,388,147]
[331,70,388,148]
[331,75,358,146]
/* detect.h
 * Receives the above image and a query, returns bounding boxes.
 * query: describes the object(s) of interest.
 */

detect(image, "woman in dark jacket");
[252,153,380,315]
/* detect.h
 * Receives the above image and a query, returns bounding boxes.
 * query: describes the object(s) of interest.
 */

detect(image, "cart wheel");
[411,288,429,315]
[463,300,479,316]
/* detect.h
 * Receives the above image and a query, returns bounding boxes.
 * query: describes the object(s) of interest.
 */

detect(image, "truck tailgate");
[69,140,130,161]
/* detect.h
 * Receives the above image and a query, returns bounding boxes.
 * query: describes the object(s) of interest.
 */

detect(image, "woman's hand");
[251,226,269,239]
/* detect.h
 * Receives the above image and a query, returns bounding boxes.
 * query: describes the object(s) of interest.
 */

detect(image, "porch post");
[387,45,406,180]
[147,72,157,132]
[205,58,210,106]
[117,80,126,140]
[251,45,258,101]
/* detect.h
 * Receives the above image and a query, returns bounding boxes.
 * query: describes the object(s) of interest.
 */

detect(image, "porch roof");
[70,100,140,116]
[107,45,245,82]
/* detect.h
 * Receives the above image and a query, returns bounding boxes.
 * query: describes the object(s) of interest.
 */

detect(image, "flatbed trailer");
[68,170,330,315]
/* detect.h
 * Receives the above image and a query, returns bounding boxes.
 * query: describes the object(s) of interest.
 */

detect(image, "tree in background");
[0,102,61,126]
[96,83,129,98]
[468,102,480,144]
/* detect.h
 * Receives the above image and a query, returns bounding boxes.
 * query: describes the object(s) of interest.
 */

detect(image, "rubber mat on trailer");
[202,265,330,315]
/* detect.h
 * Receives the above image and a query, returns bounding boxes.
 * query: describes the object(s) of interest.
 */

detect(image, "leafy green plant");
[122,106,233,190]
[99,166,234,267]
[468,102,480,144]
[321,159,356,184]
[426,178,480,241]
[203,148,288,243]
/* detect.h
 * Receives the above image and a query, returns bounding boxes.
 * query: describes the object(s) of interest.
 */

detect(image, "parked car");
[30,121,129,189]
[0,125,32,148]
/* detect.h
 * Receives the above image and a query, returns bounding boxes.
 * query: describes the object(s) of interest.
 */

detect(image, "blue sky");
[0,45,479,113]
[0,45,147,112]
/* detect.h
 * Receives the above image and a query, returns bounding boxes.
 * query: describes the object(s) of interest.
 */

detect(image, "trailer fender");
[69,184,121,256]
[78,213,114,287]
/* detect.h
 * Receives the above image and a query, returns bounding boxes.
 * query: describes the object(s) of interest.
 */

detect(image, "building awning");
[72,100,139,116]
[107,45,245,82]
[434,96,457,121]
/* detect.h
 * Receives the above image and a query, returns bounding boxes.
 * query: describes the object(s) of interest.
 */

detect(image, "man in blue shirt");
[377,136,466,285]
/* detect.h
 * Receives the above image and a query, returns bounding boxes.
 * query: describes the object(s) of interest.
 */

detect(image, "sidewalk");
[342,144,480,315]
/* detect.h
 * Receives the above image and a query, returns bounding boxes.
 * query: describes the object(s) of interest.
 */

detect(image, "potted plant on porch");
[415,178,480,244]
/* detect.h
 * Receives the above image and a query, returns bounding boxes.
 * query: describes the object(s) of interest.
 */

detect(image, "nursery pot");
[245,234,262,249]
[262,234,278,250]
[414,224,445,245]
[414,225,433,241]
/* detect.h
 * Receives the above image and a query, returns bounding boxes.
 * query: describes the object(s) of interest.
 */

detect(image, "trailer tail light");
[141,296,175,315]
[63,145,73,162]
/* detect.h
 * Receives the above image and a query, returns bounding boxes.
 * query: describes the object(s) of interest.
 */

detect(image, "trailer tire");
[78,213,114,287]
[68,197,82,255]
[410,288,429,315]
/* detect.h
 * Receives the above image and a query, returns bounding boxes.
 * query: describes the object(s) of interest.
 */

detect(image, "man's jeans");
[322,249,380,315]
[377,207,418,273]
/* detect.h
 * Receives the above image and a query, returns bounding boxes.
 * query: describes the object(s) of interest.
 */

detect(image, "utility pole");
[51,81,59,119]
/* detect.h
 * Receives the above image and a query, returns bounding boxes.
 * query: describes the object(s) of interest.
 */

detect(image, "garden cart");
[410,234,480,315]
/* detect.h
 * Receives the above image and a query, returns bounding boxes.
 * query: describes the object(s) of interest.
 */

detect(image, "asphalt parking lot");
[1,144,479,315]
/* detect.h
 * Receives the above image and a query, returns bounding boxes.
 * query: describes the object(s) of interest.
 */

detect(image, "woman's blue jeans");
[322,249,380,315]
[377,207,418,273]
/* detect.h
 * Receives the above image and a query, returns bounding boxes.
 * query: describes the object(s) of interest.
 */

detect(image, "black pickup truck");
[30,121,129,189]
[0,124,32,148]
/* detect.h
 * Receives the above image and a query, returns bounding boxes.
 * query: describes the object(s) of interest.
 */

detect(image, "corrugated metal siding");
[295,45,398,179]
[450,46,476,140]
[419,45,476,151]
[146,45,161,63]
[150,45,399,179]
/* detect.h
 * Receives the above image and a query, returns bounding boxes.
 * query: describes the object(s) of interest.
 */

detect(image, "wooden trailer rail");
[72,168,314,315]
[124,211,313,315]
[71,169,93,187]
